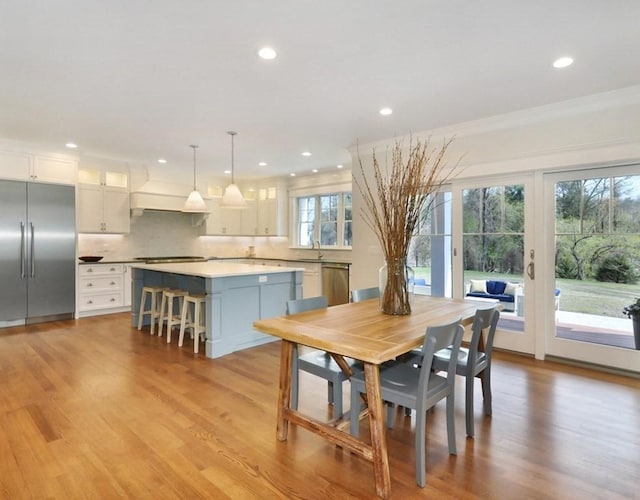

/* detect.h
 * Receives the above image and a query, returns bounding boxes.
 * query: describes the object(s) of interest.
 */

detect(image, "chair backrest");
[351,286,380,303]
[469,306,500,363]
[286,295,328,315]
[416,317,464,402]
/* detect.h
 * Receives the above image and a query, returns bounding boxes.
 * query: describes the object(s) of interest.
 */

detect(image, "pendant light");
[183,144,208,213]
[220,131,246,209]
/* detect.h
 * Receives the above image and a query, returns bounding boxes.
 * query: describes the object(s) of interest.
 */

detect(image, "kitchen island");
[131,261,303,358]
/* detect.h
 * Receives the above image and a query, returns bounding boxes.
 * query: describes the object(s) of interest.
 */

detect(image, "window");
[296,192,352,247]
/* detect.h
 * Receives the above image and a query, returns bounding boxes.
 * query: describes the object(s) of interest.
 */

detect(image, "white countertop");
[130,261,304,278]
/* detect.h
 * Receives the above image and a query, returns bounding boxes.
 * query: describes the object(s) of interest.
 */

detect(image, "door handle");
[30,222,35,278]
[20,222,26,278]
[526,261,535,280]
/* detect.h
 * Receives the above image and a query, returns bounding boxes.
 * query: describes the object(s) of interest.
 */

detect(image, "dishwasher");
[321,263,350,306]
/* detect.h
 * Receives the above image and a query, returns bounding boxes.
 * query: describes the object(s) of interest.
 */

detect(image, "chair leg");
[386,402,395,429]
[414,406,426,488]
[166,296,175,343]
[480,369,492,416]
[446,394,457,455]
[137,292,146,330]
[291,344,299,411]
[349,385,360,437]
[157,293,167,337]
[327,381,334,404]
[332,380,342,418]
[178,300,188,347]
[465,372,475,437]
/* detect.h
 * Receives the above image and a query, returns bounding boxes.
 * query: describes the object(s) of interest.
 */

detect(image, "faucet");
[312,240,324,260]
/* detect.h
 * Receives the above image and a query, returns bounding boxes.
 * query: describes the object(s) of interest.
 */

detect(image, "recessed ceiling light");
[301,151,312,157]
[65,142,78,149]
[553,56,574,68]
[290,173,296,177]
[158,158,167,164]
[379,107,393,116]
[258,161,267,166]
[312,169,318,173]
[258,47,277,60]
[337,164,343,169]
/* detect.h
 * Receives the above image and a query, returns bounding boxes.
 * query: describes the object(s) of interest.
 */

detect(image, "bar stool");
[157,289,190,343]
[137,285,165,335]
[179,294,206,354]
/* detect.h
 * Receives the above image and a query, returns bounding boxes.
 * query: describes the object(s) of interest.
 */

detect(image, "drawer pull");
[110,298,116,302]
[87,268,93,273]
[87,283,93,287]
[87,300,93,304]
[110,281,116,285]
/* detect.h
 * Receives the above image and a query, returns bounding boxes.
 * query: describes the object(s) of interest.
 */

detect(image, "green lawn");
[413,267,640,318]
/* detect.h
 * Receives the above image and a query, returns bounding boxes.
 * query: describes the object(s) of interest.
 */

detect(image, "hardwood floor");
[0,313,638,499]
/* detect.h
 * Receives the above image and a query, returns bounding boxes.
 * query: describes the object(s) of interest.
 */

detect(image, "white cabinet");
[0,150,76,184]
[124,264,133,307]
[201,198,242,235]
[78,263,129,316]
[257,185,287,236]
[241,199,258,235]
[77,168,130,233]
[287,261,322,298]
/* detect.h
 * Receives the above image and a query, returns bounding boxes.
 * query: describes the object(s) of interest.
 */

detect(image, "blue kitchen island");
[131,261,303,358]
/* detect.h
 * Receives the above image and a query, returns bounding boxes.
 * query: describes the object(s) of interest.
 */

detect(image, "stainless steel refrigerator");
[0,180,75,325]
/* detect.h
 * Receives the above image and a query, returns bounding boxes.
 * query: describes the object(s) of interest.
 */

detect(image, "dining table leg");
[364,362,391,499]
[276,340,294,441]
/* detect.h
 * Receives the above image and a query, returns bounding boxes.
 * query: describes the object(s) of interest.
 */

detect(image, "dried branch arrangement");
[355,136,456,314]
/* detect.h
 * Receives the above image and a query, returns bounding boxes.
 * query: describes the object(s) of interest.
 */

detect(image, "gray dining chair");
[350,286,380,302]
[286,295,356,418]
[349,317,464,488]
[431,306,500,437]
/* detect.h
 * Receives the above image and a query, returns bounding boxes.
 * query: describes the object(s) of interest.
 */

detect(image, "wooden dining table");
[253,295,481,498]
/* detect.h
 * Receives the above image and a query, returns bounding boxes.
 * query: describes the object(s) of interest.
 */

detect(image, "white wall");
[350,86,640,290]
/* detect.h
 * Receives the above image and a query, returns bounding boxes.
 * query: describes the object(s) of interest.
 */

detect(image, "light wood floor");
[1,313,638,499]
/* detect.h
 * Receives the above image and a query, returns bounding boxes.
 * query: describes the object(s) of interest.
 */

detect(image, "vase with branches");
[355,136,457,314]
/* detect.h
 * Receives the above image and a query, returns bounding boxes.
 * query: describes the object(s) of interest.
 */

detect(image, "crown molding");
[349,85,640,154]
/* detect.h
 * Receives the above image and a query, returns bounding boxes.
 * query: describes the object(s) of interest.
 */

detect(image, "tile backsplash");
[77,210,350,261]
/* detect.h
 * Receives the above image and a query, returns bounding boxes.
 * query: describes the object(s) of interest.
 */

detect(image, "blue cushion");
[486,280,507,295]
[466,291,514,302]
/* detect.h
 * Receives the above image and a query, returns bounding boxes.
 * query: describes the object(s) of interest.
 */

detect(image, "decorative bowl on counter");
[79,256,103,262]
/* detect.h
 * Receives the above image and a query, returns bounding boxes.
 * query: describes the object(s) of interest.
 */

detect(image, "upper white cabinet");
[200,189,258,236]
[77,167,130,233]
[0,150,76,185]
[257,185,287,236]
[201,197,243,235]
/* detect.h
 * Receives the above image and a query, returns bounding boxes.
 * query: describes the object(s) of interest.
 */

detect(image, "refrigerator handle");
[30,222,35,278]
[20,222,26,278]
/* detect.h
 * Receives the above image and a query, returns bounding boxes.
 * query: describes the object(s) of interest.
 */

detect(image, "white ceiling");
[1,1,639,180]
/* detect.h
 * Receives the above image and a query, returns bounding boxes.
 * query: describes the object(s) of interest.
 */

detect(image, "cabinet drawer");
[79,292,124,311]
[80,276,122,291]
[79,263,123,276]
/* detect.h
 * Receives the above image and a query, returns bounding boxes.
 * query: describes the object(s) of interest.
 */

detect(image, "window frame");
[293,191,352,249]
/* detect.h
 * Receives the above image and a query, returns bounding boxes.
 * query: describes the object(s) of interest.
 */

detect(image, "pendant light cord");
[190,144,198,190]
[228,131,237,184]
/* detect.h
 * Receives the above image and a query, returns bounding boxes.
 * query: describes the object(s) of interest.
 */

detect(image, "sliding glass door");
[454,175,536,354]
[544,165,640,371]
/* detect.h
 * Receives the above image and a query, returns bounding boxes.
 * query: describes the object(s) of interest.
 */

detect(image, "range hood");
[130,180,209,221]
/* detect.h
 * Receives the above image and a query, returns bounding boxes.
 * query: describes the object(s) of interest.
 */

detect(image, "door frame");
[452,173,537,354]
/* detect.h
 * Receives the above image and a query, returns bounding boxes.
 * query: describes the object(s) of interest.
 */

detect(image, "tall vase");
[378,258,414,315]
